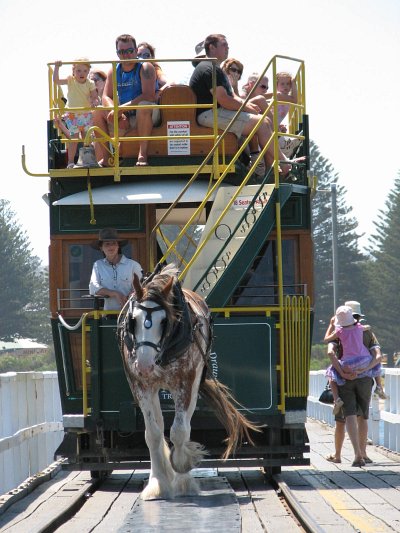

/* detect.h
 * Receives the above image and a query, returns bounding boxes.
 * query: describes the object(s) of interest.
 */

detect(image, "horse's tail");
[199,377,262,460]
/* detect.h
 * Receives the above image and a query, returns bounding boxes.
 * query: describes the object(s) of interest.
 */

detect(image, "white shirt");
[89,255,143,310]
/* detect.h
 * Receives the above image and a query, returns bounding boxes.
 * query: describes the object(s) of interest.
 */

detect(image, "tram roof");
[52,179,223,206]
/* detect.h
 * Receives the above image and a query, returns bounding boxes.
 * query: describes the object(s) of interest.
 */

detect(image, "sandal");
[362,456,373,464]
[352,459,366,467]
[326,454,341,463]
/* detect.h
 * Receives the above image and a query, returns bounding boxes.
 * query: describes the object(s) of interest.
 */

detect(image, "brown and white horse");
[118,264,259,500]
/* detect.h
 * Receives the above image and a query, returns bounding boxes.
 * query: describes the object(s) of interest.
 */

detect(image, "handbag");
[319,382,334,404]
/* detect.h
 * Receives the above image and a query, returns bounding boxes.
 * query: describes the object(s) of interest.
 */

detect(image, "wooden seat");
[119,85,238,158]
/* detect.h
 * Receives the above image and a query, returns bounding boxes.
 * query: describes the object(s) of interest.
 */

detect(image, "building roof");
[0,339,48,351]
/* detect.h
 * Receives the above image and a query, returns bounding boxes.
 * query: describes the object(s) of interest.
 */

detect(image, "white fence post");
[0,373,18,494]
[0,371,63,496]
[381,369,400,452]
[308,368,400,452]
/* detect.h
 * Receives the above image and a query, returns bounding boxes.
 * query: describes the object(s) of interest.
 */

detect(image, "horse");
[117,264,259,500]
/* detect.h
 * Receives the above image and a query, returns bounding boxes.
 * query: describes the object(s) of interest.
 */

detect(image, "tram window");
[157,224,203,266]
[232,238,302,306]
[62,242,133,310]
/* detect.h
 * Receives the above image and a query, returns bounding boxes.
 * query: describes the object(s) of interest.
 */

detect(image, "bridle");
[128,301,167,355]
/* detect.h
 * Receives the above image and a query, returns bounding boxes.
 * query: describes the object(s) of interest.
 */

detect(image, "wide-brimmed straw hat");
[90,228,128,250]
[344,300,365,317]
[335,305,357,327]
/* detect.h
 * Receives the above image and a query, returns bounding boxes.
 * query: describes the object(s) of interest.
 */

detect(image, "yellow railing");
[283,295,311,400]
[47,58,227,181]
[151,55,306,274]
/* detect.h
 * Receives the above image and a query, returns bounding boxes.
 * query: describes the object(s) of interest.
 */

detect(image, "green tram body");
[36,55,314,474]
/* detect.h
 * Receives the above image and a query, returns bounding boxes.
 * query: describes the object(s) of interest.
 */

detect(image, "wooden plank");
[57,470,145,532]
[0,472,92,533]
[240,469,300,532]
[224,469,265,533]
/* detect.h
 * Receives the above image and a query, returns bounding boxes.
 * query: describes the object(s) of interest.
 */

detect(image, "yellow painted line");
[318,489,389,532]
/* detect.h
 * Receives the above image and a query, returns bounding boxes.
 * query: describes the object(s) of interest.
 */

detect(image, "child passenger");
[53,59,99,168]
[324,305,384,415]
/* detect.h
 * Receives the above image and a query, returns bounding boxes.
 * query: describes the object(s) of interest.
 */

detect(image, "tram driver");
[89,228,143,311]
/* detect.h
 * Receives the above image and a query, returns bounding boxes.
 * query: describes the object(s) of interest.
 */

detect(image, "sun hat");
[90,228,128,250]
[334,305,357,327]
[344,300,365,317]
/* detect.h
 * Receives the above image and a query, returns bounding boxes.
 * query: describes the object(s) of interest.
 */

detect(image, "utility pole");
[317,184,339,313]
[331,184,338,312]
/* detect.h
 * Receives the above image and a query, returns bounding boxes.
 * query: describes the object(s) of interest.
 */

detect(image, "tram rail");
[2,419,400,532]
[0,467,314,533]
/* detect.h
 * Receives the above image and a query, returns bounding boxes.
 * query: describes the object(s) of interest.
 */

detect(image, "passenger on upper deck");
[221,58,244,96]
[240,72,269,99]
[189,34,300,178]
[89,69,107,100]
[137,42,168,97]
[89,228,143,311]
[53,58,98,168]
[93,34,160,167]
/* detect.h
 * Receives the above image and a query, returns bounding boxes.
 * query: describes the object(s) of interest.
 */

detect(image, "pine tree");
[310,142,367,342]
[0,200,51,343]
[366,173,400,358]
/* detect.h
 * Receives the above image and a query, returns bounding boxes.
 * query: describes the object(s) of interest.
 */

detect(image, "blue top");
[116,63,143,106]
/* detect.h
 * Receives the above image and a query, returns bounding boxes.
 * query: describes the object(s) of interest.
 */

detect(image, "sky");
[1,0,399,264]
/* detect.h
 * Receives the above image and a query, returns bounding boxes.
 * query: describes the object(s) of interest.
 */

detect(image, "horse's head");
[127,272,175,375]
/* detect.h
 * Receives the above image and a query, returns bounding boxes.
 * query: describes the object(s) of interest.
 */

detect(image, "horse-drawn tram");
[23,53,313,494]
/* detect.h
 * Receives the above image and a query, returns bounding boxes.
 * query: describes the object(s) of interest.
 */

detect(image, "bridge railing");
[308,369,400,452]
[2,369,399,497]
[0,372,64,495]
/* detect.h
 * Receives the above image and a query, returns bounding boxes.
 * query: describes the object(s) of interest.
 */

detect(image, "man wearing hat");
[89,228,143,311]
[325,300,385,466]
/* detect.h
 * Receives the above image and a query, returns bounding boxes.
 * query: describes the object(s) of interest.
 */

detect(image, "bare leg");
[136,107,153,165]
[345,414,363,464]
[243,114,305,178]
[357,416,369,459]
[93,109,111,165]
[330,380,340,402]
[67,134,79,166]
[334,420,345,461]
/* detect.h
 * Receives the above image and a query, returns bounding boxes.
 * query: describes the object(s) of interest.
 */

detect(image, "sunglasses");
[259,84,268,90]
[229,67,242,75]
[117,48,135,56]
[138,52,151,59]
[92,76,104,83]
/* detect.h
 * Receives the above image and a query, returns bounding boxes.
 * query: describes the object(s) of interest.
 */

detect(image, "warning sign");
[167,121,190,155]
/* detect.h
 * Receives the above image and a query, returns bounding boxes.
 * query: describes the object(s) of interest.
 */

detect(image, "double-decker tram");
[23,53,314,476]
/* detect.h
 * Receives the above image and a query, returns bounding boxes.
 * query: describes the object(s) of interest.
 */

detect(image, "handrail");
[47,57,222,175]
[151,55,306,272]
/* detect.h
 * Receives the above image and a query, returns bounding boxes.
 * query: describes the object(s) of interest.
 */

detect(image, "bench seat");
[119,85,238,158]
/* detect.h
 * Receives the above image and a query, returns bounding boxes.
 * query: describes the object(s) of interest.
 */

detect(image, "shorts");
[334,404,363,423]
[64,112,93,136]
[337,377,373,419]
[110,101,160,134]
[197,108,252,138]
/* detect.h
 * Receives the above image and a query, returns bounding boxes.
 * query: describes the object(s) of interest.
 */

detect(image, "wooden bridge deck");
[1,419,400,532]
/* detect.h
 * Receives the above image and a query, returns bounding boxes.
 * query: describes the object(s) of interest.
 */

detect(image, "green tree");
[366,173,400,357]
[0,200,51,343]
[311,141,367,343]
